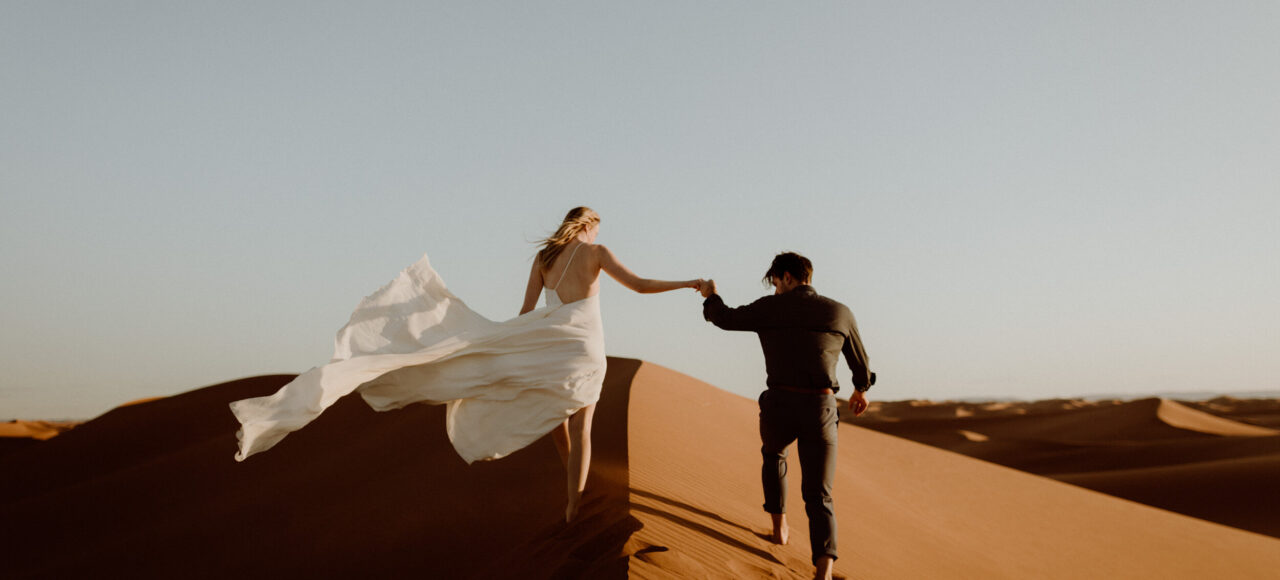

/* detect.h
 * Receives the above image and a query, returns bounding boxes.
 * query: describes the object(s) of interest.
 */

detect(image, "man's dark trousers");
[758,388,839,564]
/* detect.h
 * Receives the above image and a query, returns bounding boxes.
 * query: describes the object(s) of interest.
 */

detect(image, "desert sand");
[4,359,1279,578]
[0,420,79,457]
[849,397,1280,539]
[0,420,79,441]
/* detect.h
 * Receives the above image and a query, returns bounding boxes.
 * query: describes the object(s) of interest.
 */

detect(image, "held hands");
[694,279,716,298]
[684,279,716,296]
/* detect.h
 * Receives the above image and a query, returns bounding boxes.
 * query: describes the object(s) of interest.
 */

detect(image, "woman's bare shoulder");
[591,243,615,258]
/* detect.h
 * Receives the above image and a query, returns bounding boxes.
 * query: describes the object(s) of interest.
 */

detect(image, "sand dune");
[626,366,1280,578]
[1057,453,1280,537]
[860,397,1277,443]
[850,396,1280,540]
[0,420,79,441]
[0,420,79,458]
[4,361,1279,578]
[1183,397,1280,429]
[1156,399,1279,437]
[0,371,635,578]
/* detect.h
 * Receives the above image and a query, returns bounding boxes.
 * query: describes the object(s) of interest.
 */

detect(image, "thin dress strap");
[551,243,583,291]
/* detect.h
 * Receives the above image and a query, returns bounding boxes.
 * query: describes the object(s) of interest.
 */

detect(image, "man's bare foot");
[770,513,789,545]
[814,555,835,580]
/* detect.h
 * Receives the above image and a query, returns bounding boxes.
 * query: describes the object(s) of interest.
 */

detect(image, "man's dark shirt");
[703,285,872,393]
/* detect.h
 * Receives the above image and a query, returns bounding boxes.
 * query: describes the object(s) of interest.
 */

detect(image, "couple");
[230,206,872,579]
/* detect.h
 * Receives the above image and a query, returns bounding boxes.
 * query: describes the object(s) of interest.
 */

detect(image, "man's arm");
[701,282,769,331]
[843,313,873,415]
[841,311,873,391]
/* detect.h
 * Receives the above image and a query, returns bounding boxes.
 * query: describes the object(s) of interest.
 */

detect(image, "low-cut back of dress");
[543,242,583,308]
[229,250,606,464]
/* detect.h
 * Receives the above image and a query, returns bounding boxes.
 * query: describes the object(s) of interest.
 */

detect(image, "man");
[700,252,873,580]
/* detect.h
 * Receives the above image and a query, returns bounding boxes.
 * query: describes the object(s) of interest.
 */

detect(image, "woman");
[230,206,701,522]
[521,207,701,520]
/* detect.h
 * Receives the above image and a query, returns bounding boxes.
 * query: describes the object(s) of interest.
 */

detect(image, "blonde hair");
[537,206,600,271]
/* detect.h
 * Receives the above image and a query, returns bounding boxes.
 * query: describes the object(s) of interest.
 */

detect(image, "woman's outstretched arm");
[520,258,544,315]
[598,245,700,294]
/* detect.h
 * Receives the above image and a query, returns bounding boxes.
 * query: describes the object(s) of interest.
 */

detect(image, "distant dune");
[0,420,80,457]
[1183,397,1280,429]
[4,362,1279,578]
[848,396,1280,538]
[0,420,79,441]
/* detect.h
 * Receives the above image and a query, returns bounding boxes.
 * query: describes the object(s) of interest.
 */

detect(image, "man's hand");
[847,390,868,416]
[699,279,717,298]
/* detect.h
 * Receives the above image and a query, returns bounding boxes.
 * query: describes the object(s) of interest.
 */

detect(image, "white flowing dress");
[229,251,606,463]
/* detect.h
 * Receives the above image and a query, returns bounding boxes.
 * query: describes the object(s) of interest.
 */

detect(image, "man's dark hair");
[762,252,813,286]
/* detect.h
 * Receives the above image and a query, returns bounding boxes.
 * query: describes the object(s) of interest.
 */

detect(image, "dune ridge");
[0,420,80,457]
[1185,397,1280,428]
[0,369,637,578]
[4,361,1279,578]
[0,420,79,441]
[625,364,1280,578]
[851,395,1280,539]
[1155,398,1279,437]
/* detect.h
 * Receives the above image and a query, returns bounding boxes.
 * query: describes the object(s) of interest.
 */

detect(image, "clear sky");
[3,2,1278,419]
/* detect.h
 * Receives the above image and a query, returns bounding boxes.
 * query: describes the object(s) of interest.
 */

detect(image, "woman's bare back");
[521,237,696,316]
[543,242,601,304]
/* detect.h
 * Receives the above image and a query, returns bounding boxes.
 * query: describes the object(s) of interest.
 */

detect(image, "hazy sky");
[3,2,1278,419]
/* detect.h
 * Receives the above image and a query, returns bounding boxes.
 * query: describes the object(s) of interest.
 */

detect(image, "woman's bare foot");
[563,405,595,524]
[565,492,582,523]
[770,513,789,545]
